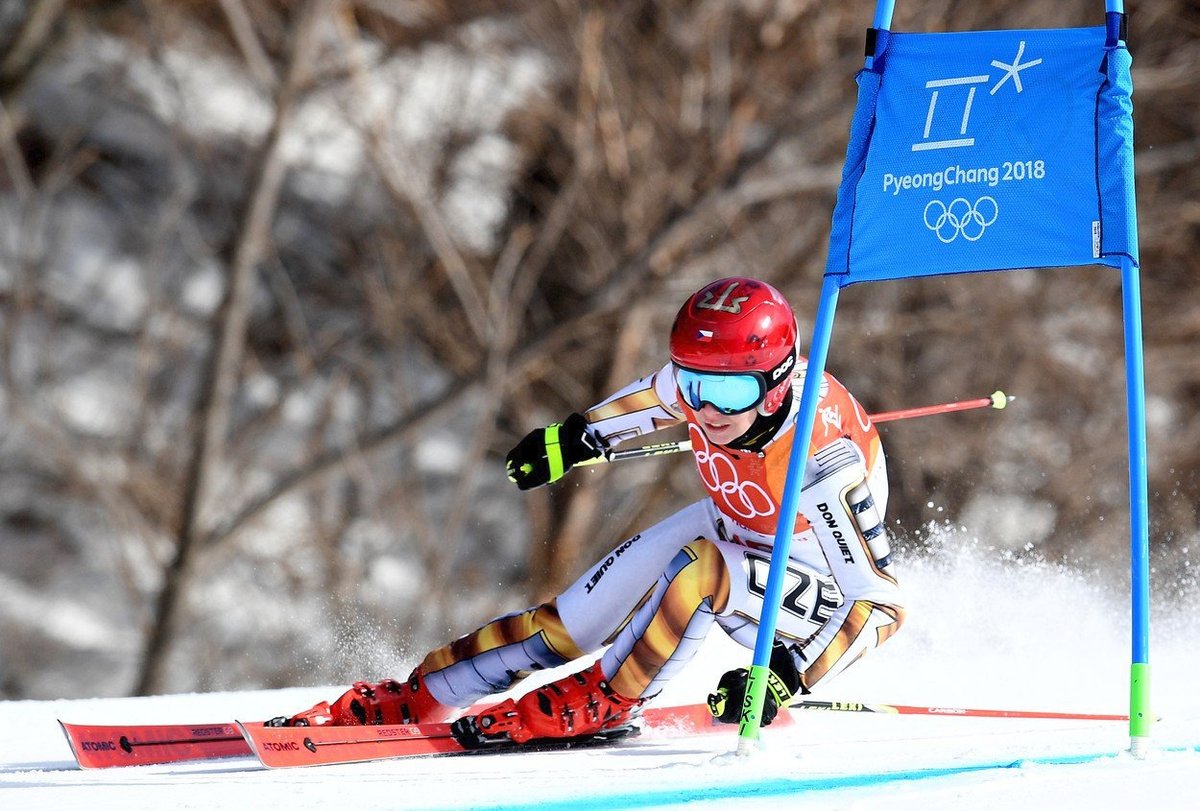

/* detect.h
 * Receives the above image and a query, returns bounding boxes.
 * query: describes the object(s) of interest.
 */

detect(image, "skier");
[270,277,905,743]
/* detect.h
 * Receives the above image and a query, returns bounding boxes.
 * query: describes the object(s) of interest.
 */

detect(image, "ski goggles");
[674,352,796,415]
[676,368,765,414]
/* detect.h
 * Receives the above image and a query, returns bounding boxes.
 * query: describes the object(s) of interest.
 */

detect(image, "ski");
[60,699,765,770]
[237,701,790,769]
[57,698,497,769]
[60,720,254,769]
[238,719,645,768]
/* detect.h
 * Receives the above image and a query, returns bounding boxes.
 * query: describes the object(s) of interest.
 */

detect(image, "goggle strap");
[762,350,797,388]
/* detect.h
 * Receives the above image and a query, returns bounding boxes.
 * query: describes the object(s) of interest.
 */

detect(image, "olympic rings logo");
[688,424,775,521]
[923,196,999,243]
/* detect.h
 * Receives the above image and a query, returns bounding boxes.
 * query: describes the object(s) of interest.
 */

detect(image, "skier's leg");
[602,537,731,700]
[468,536,733,743]
[555,499,719,650]
[789,599,905,690]
[420,499,715,707]
[712,531,905,694]
[271,600,583,727]
[273,501,714,727]
[788,442,904,689]
[714,595,906,696]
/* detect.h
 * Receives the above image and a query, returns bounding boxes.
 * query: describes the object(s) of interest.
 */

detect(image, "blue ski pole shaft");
[737,276,842,752]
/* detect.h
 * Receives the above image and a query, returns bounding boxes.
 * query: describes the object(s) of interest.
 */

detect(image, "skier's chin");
[699,420,744,446]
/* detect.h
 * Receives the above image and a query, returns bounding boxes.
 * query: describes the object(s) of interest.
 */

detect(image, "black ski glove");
[706,640,803,726]
[505,412,604,491]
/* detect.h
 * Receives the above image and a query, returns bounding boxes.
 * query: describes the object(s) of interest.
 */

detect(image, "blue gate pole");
[1104,0,1149,757]
[736,274,842,753]
[872,0,896,29]
[1120,256,1152,754]
[865,0,896,70]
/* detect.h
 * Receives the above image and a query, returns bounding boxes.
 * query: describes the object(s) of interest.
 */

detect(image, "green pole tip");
[1130,662,1152,739]
[990,390,1009,410]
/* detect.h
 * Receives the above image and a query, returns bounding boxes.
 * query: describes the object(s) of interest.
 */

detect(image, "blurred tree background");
[0,0,1194,699]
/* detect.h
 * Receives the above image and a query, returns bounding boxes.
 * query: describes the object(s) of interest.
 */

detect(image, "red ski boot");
[456,661,641,745]
[267,667,452,727]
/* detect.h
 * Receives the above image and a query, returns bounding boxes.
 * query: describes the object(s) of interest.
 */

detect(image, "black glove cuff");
[561,412,604,463]
[768,639,803,698]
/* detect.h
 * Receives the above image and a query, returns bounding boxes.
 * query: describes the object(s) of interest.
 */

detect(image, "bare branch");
[135,0,333,696]
[0,0,68,90]
[218,0,280,88]
[0,100,33,200]
[330,5,492,345]
[197,138,835,555]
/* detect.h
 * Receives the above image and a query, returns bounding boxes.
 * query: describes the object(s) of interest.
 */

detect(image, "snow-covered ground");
[2,531,1198,809]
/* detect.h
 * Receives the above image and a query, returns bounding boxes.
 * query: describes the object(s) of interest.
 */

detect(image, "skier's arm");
[505,413,604,491]
[791,437,905,690]
[706,639,801,727]
[582,363,684,448]
[505,365,683,491]
[790,599,905,691]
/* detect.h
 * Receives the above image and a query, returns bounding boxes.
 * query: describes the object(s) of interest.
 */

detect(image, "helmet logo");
[697,281,750,314]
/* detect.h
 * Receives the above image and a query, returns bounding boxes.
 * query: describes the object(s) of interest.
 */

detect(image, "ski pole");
[789,699,1129,722]
[576,390,1011,467]
[868,389,1010,424]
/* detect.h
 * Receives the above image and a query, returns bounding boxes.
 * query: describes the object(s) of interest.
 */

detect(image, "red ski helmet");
[669,277,798,416]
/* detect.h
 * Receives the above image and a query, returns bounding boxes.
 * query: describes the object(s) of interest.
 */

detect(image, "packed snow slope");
[2,530,1198,810]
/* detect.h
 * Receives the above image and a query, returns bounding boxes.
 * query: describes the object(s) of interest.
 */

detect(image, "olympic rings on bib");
[688,425,776,521]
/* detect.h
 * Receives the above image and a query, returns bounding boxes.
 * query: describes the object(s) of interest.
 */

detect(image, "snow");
[2,532,1198,809]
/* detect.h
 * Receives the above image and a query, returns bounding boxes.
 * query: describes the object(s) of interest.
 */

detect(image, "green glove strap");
[766,668,794,707]
[707,687,729,719]
[544,422,564,482]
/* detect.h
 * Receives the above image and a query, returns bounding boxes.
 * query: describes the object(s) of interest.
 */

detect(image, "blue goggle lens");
[675,368,766,415]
